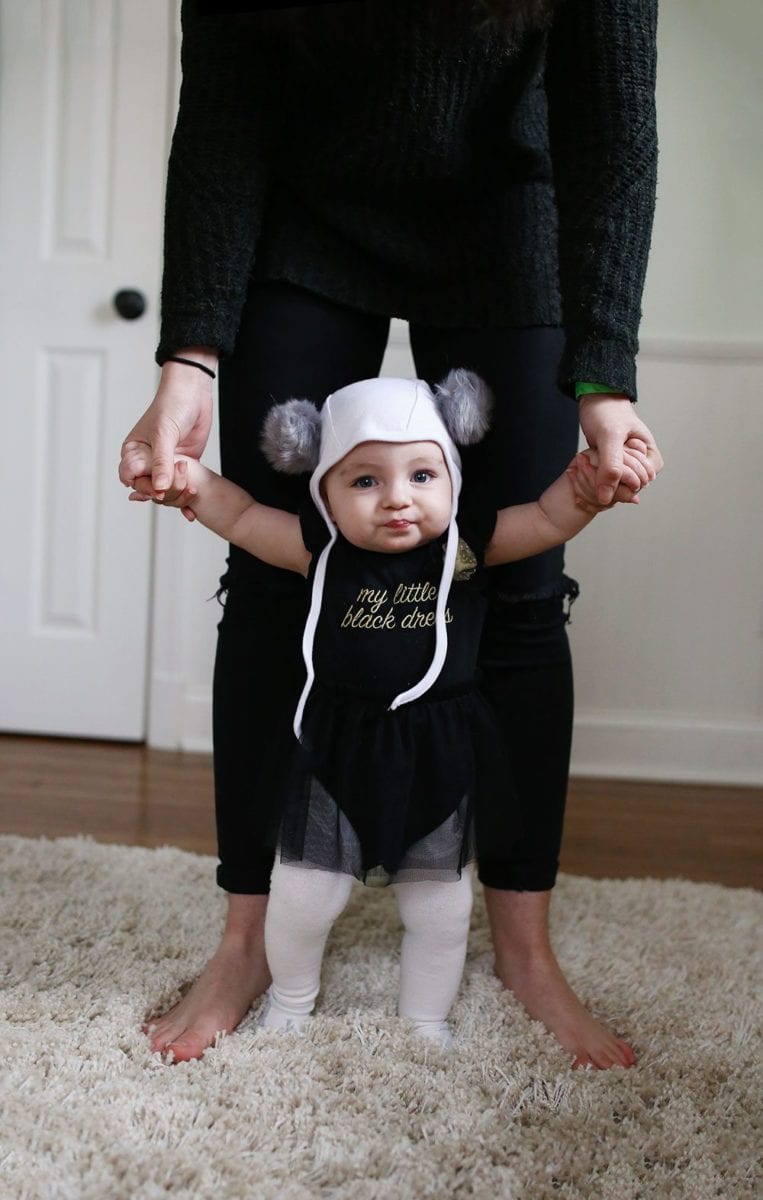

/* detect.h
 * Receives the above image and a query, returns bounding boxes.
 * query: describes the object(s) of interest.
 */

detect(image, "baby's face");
[322,440,452,553]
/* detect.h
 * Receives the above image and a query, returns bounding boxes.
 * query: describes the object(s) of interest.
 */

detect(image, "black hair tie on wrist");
[165,355,216,379]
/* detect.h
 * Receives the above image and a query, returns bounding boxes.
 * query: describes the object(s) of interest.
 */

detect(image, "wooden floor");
[1,735,760,889]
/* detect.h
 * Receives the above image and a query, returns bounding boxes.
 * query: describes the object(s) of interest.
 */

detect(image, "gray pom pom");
[260,398,322,474]
[434,369,493,445]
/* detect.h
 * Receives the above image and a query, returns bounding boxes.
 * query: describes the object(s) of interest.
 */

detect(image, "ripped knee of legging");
[494,572,579,620]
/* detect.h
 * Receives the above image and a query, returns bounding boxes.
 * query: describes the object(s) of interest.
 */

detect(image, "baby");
[131,371,650,1045]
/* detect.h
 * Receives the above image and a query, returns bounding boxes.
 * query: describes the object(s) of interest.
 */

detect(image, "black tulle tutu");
[270,679,518,886]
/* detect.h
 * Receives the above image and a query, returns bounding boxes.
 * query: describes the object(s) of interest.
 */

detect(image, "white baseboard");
[146,672,183,750]
[571,712,763,787]
[177,686,215,754]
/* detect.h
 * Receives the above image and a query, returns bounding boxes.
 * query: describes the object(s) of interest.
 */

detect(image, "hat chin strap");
[293,500,336,741]
[387,510,458,710]
[294,457,462,740]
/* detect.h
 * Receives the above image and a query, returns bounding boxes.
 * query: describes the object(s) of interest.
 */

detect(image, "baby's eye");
[352,475,376,489]
[411,470,433,484]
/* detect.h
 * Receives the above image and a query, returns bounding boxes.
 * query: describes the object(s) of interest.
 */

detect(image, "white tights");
[261,861,474,1046]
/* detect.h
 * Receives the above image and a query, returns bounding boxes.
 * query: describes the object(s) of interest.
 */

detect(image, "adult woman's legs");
[147,282,390,1060]
[409,324,635,1068]
[213,283,388,896]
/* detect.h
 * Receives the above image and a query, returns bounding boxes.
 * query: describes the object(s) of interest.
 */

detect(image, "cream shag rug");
[0,836,760,1200]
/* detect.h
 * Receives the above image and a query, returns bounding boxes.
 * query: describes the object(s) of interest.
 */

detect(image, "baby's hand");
[128,458,199,522]
[567,453,606,512]
[568,440,656,513]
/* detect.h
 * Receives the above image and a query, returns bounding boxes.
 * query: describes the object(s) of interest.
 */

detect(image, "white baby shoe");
[257,987,312,1034]
[411,1019,454,1050]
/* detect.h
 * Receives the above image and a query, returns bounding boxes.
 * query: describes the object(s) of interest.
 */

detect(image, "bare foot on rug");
[144,895,270,1062]
[484,886,636,1071]
[495,950,636,1069]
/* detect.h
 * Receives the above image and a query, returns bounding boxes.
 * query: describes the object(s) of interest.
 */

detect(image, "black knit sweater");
[158,0,658,399]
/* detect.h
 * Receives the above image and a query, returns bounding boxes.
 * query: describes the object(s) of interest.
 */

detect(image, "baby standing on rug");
[131,371,651,1047]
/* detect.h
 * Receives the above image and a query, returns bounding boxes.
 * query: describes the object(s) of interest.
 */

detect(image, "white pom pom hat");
[261,371,492,737]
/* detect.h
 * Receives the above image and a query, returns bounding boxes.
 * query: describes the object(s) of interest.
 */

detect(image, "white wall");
[148,3,763,785]
[565,0,763,782]
[644,0,762,343]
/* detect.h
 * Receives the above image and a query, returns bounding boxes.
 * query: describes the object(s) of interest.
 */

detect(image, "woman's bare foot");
[483,886,636,1070]
[144,894,270,1062]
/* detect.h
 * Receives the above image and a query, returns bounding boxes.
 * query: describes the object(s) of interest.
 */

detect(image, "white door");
[0,1,172,739]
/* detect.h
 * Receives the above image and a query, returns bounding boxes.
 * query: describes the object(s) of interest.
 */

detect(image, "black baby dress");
[270,495,518,886]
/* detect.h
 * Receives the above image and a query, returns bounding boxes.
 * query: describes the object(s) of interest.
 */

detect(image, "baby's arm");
[130,458,310,576]
[485,466,594,566]
[485,440,655,566]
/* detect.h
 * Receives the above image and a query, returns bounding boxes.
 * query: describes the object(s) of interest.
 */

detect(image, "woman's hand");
[118,349,217,499]
[578,394,664,506]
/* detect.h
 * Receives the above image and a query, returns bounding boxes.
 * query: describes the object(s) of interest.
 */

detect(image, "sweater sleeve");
[156,1,277,363]
[544,0,658,401]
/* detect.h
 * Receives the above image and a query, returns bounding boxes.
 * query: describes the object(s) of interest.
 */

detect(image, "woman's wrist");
[161,346,219,379]
[575,381,629,401]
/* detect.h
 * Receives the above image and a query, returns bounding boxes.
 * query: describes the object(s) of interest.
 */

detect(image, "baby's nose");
[383,479,411,507]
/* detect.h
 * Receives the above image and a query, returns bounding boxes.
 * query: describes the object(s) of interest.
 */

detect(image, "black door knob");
[113,289,147,320]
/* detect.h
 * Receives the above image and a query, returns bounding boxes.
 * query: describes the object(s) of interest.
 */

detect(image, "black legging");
[213,280,580,894]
